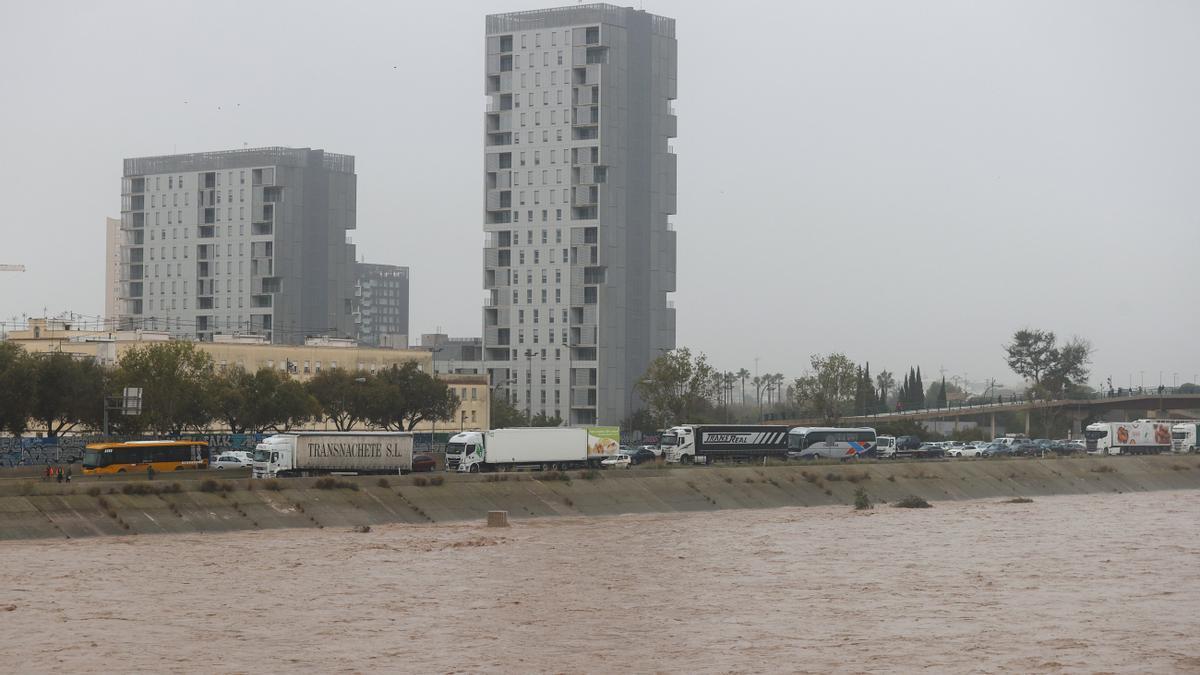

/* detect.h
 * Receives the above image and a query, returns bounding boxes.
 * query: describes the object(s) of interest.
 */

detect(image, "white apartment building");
[483,4,678,426]
[117,147,357,344]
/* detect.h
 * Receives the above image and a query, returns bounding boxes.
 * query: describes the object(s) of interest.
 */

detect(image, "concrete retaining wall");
[2,455,1198,540]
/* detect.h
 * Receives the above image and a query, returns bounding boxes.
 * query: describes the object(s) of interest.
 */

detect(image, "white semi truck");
[445,427,619,473]
[1083,421,1173,455]
[661,424,790,464]
[252,432,414,478]
[1172,423,1198,453]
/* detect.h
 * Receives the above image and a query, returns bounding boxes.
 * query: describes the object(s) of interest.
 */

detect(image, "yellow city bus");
[82,440,210,475]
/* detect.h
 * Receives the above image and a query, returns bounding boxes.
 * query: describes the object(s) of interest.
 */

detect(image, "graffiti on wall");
[0,434,265,467]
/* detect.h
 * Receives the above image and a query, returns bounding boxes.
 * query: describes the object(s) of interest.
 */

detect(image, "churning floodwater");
[2,490,1198,673]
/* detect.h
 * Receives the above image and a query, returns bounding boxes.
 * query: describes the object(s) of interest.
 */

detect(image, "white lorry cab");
[876,435,897,458]
[1172,423,1198,453]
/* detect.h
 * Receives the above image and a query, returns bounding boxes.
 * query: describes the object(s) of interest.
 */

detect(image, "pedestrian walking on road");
[55,466,63,483]
[147,465,155,481]
[65,466,72,483]
[44,465,51,482]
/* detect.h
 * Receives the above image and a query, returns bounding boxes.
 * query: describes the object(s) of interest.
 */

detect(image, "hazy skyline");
[1,0,1197,390]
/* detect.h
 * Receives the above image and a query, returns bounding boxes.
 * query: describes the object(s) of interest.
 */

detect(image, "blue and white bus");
[787,427,877,459]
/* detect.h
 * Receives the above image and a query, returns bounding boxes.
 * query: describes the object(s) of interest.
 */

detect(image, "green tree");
[115,341,215,434]
[29,351,105,437]
[1004,329,1093,398]
[364,362,459,431]
[529,412,563,427]
[209,366,255,433]
[263,377,321,432]
[634,347,717,427]
[791,353,859,424]
[306,368,370,431]
[736,368,750,405]
[935,377,948,408]
[0,343,35,436]
[875,369,894,412]
[490,394,525,429]
[622,408,658,435]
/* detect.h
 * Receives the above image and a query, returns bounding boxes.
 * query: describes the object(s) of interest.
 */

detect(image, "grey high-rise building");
[118,147,357,344]
[482,4,678,426]
[354,262,410,348]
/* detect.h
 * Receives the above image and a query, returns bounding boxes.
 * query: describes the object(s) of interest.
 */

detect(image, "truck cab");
[876,435,897,458]
[252,434,294,479]
[1172,423,1197,453]
[447,431,485,473]
[661,426,695,463]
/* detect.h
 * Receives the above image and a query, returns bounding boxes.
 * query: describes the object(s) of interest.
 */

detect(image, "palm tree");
[737,368,750,405]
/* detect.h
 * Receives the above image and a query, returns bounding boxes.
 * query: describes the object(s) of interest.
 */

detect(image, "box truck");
[661,424,790,464]
[446,427,619,473]
[252,432,414,478]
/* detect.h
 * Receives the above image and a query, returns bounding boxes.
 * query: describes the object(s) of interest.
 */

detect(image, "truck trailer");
[1084,421,1173,455]
[252,432,414,478]
[661,425,790,464]
[446,427,619,473]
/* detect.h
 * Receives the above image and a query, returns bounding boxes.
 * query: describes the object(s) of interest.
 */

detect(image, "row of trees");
[0,341,460,437]
[628,327,1100,429]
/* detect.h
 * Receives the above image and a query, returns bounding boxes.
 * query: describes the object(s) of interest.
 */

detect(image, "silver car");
[211,453,253,470]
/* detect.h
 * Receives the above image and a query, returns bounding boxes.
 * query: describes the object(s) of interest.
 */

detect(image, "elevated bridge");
[780,394,1200,436]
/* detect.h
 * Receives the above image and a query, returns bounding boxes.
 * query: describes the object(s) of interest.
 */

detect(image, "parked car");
[211,453,253,470]
[600,454,632,469]
[1011,442,1040,456]
[412,454,436,472]
[915,443,945,458]
[948,444,986,458]
[629,448,658,465]
[984,443,1014,457]
[1057,441,1086,455]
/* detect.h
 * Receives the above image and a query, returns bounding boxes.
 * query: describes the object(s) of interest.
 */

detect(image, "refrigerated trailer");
[1084,421,1173,455]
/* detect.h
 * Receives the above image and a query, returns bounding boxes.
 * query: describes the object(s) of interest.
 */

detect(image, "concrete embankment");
[2,455,1198,540]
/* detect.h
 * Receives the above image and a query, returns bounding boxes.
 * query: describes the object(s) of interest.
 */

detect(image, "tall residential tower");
[482,4,678,426]
[118,147,357,344]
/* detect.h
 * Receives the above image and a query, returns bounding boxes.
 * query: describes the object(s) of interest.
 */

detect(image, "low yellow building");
[5,319,489,432]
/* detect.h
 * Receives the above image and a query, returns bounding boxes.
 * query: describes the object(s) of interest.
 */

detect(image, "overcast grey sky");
[1,0,1197,390]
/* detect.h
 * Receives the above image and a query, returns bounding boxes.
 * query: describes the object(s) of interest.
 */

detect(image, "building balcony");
[571,387,598,408]
[573,186,598,207]
[486,190,512,211]
[484,247,512,268]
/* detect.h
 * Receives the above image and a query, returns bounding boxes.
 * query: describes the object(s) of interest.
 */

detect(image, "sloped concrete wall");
[2,455,1198,540]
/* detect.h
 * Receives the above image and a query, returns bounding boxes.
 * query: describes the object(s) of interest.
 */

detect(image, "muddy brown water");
[2,490,1198,673]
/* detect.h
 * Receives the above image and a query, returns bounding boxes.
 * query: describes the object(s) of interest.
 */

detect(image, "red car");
[411,454,437,473]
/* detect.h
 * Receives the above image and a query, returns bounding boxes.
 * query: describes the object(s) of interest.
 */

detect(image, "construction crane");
[0,265,25,272]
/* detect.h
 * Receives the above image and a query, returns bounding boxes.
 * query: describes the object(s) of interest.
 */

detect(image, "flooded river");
[2,490,1198,672]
